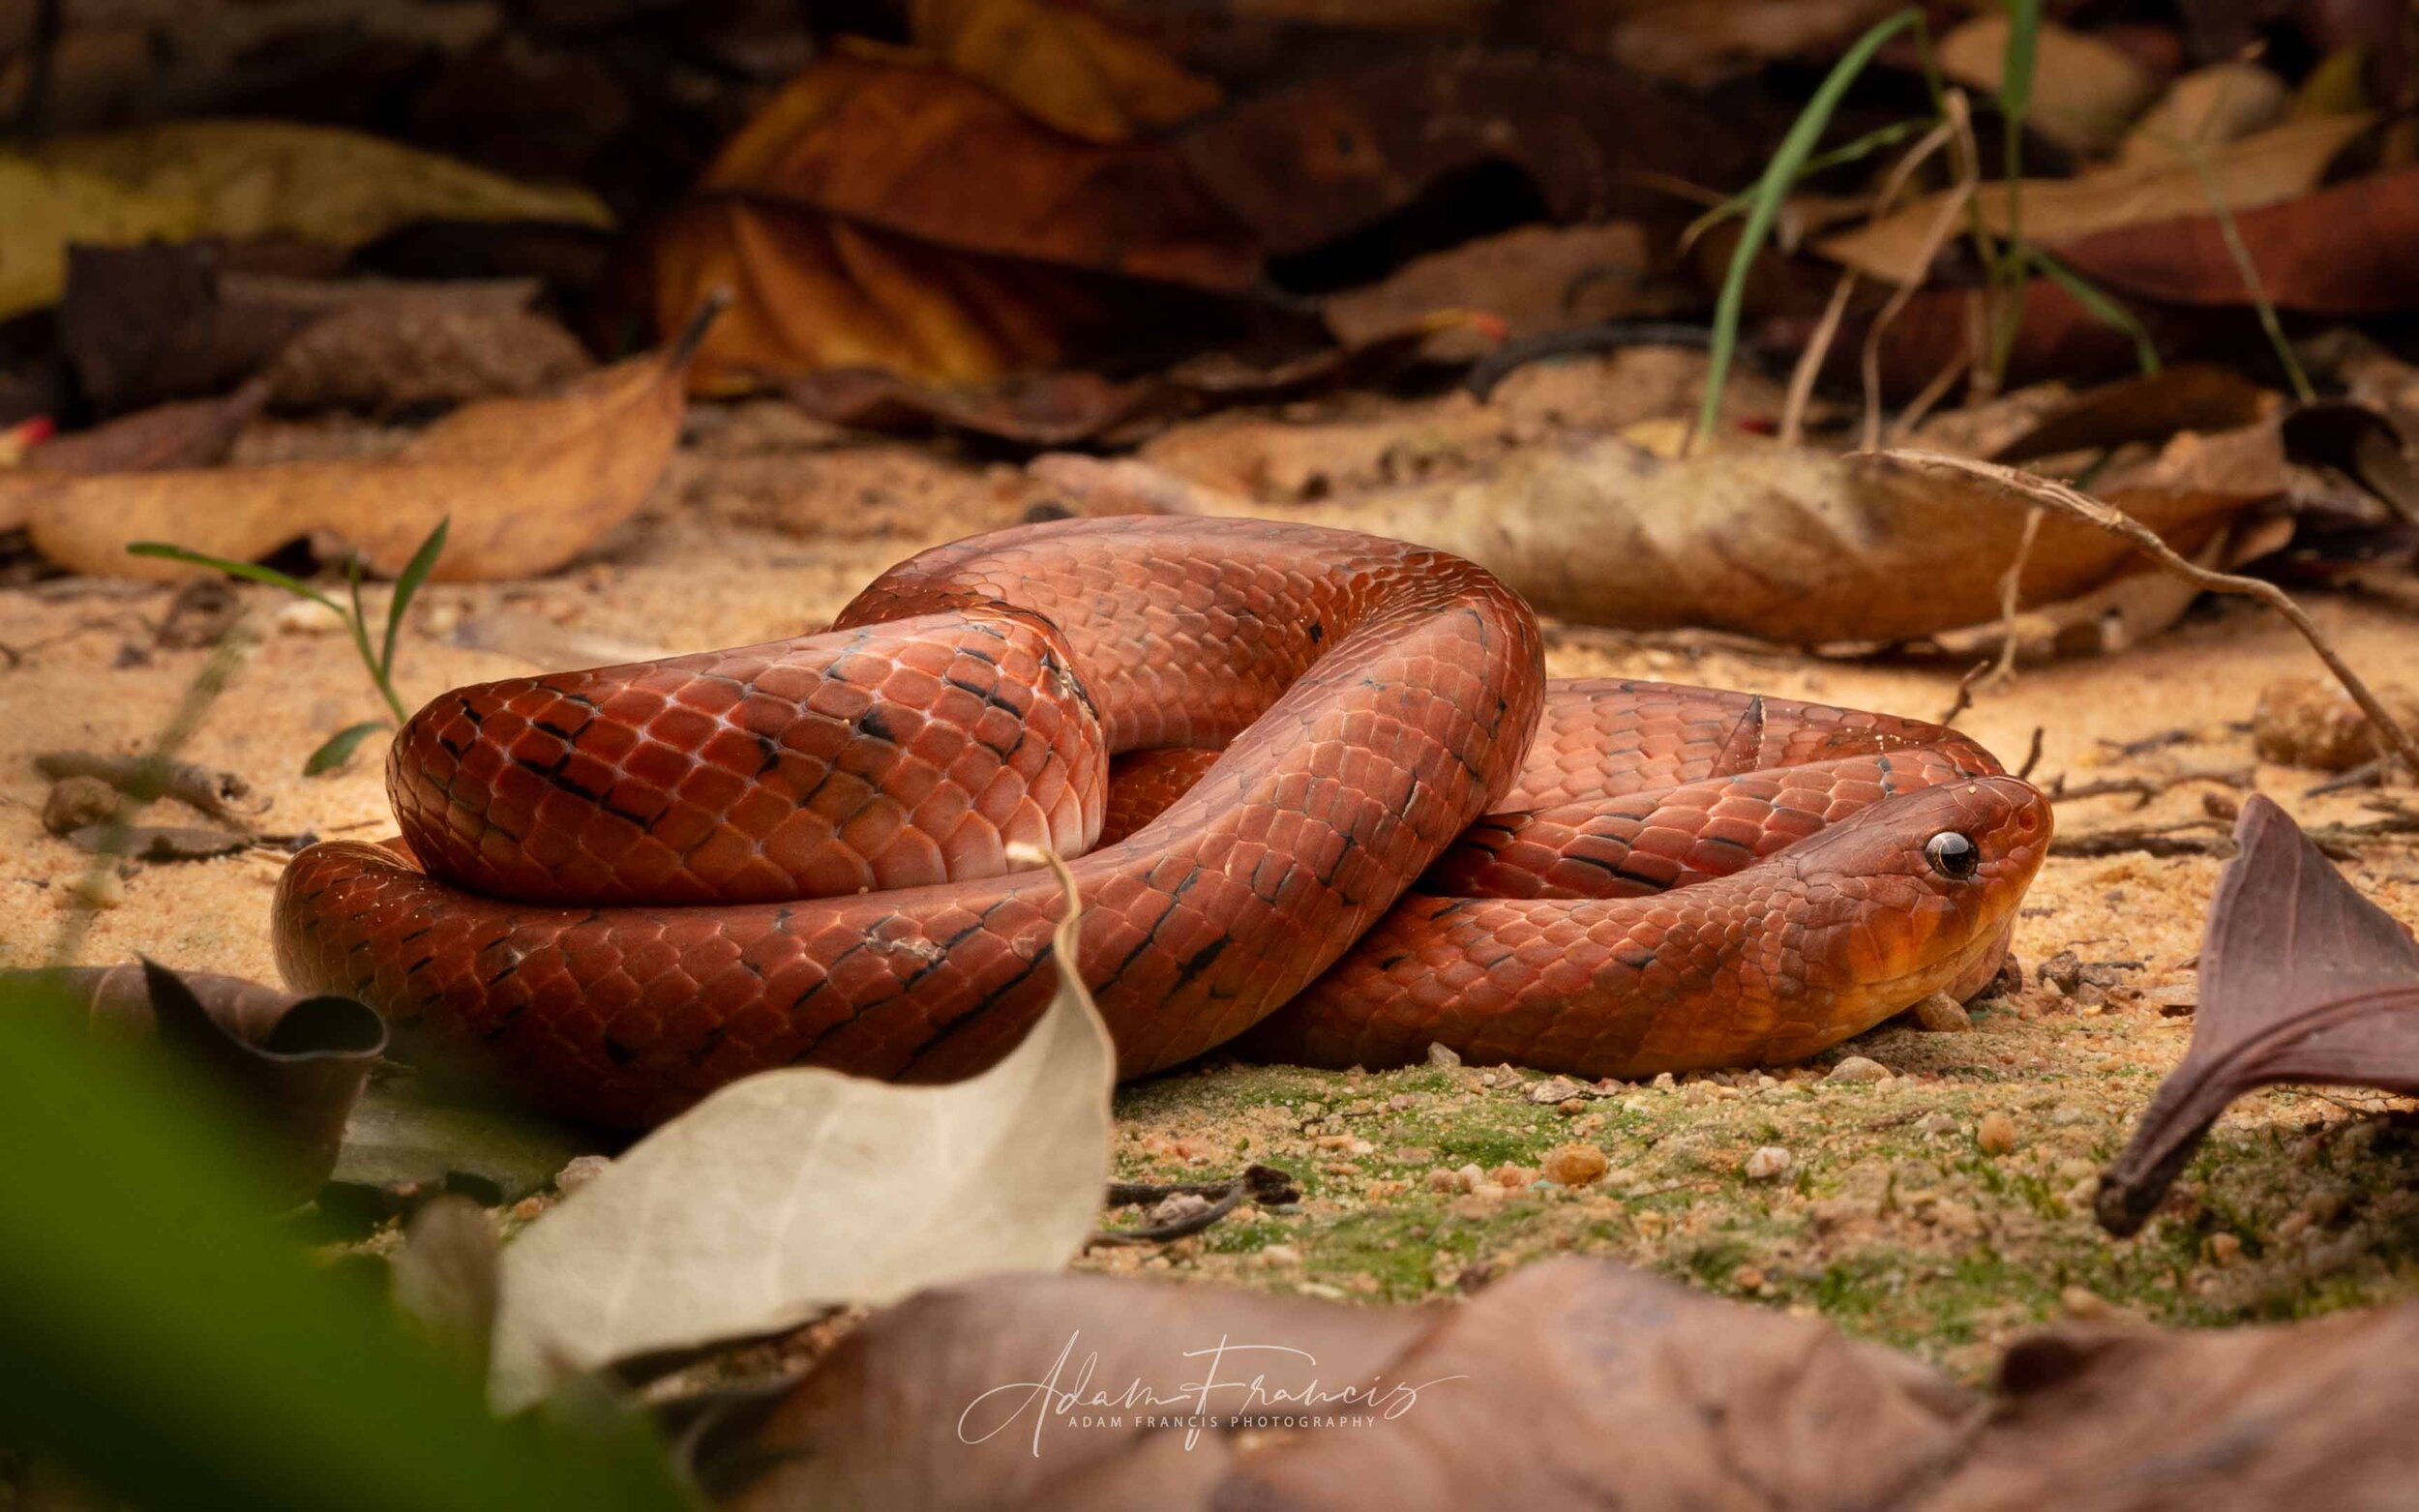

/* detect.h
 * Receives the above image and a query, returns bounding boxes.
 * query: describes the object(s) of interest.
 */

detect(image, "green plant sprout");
[1696,0,2167,442]
[128,520,449,776]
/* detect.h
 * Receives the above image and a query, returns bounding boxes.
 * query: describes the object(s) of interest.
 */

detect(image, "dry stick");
[1781,114,1959,446]
[1861,93,1981,451]
[1876,450,2419,780]
[2016,725,2046,781]
[1936,659,1991,727]
[1986,505,2045,685]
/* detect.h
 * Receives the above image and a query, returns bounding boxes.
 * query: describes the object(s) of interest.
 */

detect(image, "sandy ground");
[4,394,2416,1370]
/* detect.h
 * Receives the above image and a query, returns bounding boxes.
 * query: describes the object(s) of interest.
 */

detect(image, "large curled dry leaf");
[10,301,715,581]
[1034,440,2256,644]
[2098,795,2419,1235]
[2,120,610,319]
[1817,112,2374,285]
[487,847,1116,1411]
[653,50,1256,390]
[7,961,385,1201]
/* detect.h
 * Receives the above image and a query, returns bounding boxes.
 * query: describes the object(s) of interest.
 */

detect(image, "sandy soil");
[4,389,2416,1370]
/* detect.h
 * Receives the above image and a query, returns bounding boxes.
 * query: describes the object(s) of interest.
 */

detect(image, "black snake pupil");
[1926,832,1979,879]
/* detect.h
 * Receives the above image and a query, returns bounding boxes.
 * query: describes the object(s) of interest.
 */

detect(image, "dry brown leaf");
[1939,15,2160,156]
[9,961,386,1202]
[909,0,1220,143]
[1818,112,2374,285]
[10,302,714,582]
[1035,439,2258,644]
[726,1272,1432,1509]
[655,51,1255,388]
[656,198,1142,392]
[1587,0,1909,88]
[1320,222,1661,356]
[1926,1308,2419,1509]
[2117,62,2289,169]
[2096,795,2419,1236]
[2054,163,2419,316]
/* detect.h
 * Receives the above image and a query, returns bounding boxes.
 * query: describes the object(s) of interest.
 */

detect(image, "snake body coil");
[275,519,2049,1127]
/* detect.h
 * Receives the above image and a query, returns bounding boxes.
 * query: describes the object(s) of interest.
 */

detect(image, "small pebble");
[2060,1285,2110,1319]
[42,775,119,835]
[1425,1041,1463,1068]
[1256,1244,1301,1268]
[2207,1232,2242,1264]
[1650,1071,1676,1090]
[1490,1164,1538,1190]
[1827,1056,1891,1083]
[1454,1163,1484,1192]
[554,1154,612,1196]
[1539,1142,1609,1188]
[1743,1146,1792,1181]
[276,599,347,636]
[1528,1076,1587,1105]
[1911,993,1972,1033]
[1977,1112,2017,1155]
[1147,1192,1215,1228]
[1917,1112,1957,1138]
[1425,1168,1459,1193]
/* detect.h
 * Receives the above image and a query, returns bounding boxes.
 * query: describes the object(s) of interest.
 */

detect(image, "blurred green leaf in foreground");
[0,972,691,1512]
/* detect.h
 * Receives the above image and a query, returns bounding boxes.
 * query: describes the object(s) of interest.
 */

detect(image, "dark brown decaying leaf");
[2097,795,2419,1235]
[1988,364,2273,464]
[7,961,386,1201]
[1925,1306,2419,1509]
[2057,165,2419,316]
[1216,1261,1971,1509]
[21,374,270,475]
[1177,51,1752,256]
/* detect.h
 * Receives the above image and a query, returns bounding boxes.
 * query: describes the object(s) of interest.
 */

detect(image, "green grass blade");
[1697,6,1924,447]
[382,519,450,679]
[0,976,693,1512]
[126,544,340,613]
[1681,120,1926,250]
[2030,250,2161,374]
[304,721,390,777]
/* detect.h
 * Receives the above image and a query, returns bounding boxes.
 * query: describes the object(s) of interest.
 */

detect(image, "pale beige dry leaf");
[486,845,1116,1412]
[2117,63,2289,169]
[1819,113,2374,284]
[10,311,710,582]
[1034,439,2259,644]
[1938,15,2158,156]
[1598,0,1906,87]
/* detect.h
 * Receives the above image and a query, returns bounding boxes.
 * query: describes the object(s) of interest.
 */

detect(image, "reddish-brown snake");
[275,519,2049,1127]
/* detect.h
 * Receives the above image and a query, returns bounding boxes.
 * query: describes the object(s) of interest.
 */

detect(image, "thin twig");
[1936,660,1991,727]
[1987,505,2045,684]
[34,751,269,826]
[1874,450,2419,780]
[1862,92,1981,450]
[2016,726,2045,781]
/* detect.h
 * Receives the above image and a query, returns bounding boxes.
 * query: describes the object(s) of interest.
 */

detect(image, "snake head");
[1790,775,2053,1008]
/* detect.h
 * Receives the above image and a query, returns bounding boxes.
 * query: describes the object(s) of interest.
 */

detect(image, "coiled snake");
[275,519,2049,1127]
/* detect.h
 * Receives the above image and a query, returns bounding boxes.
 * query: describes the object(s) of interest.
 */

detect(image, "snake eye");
[1925,831,1980,880]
